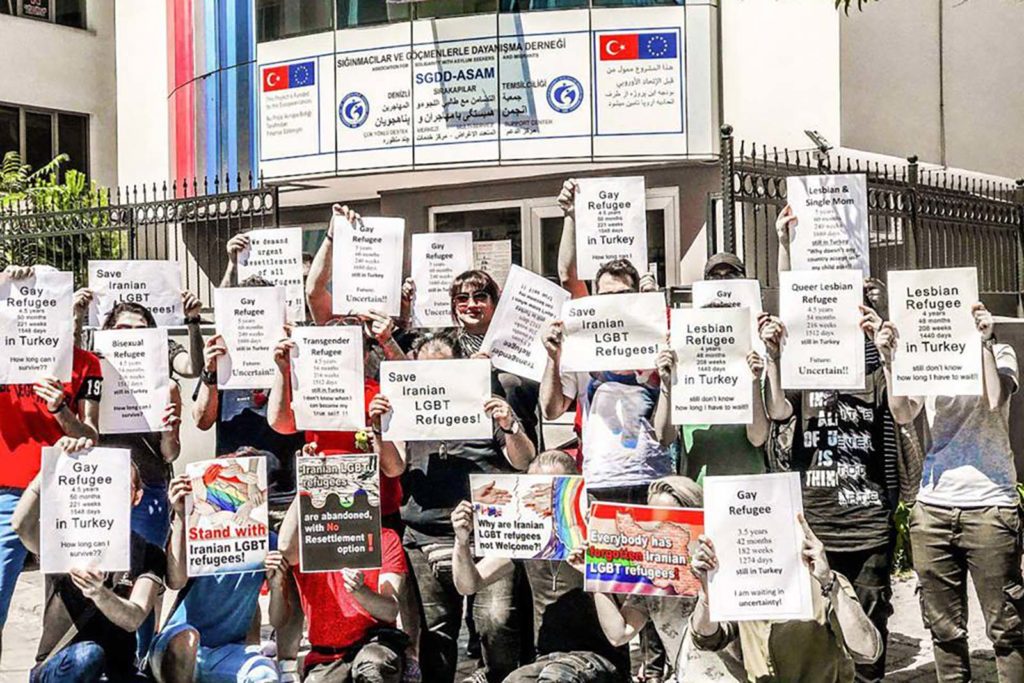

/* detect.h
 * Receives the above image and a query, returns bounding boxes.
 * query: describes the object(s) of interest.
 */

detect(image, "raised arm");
[776,205,794,274]
[451,501,514,596]
[688,535,739,650]
[874,322,924,425]
[540,320,573,419]
[175,290,205,378]
[159,383,183,464]
[758,314,793,421]
[267,335,298,435]
[72,288,93,349]
[307,205,361,324]
[973,303,1015,411]
[193,335,226,430]
[486,397,535,471]
[556,179,589,299]
[746,352,769,448]
[654,347,678,448]
[279,493,301,567]
[369,395,406,477]
[221,234,249,288]
[266,550,295,632]
[165,474,191,591]
[593,592,649,648]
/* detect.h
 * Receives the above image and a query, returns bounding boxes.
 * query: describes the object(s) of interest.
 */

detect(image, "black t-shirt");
[36,533,166,676]
[524,561,629,675]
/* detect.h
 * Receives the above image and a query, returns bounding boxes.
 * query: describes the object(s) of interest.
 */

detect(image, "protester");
[876,305,1024,683]
[0,264,103,661]
[12,436,165,683]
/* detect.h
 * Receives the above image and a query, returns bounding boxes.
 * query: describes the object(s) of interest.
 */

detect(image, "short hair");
[301,252,315,266]
[647,476,703,508]
[102,301,157,329]
[239,274,274,288]
[528,450,578,475]
[410,330,463,359]
[594,259,640,291]
[449,269,501,322]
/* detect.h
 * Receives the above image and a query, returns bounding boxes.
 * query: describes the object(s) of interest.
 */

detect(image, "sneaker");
[461,669,488,683]
[279,658,299,683]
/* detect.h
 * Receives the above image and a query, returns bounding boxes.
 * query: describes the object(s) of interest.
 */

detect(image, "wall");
[0,0,117,186]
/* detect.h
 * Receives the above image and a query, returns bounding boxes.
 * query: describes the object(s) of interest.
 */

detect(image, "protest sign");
[786,174,869,276]
[670,307,752,425]
[473,240,512,287]
[779,269,865,391]
[238,227,308,323]
[574,177,648,280]
[88,260,183,327]
[888,267,981,396]
[691,278,765,356]
[560,292,666,373]
[290,325,367,431]
[411,232,473,328]
[331,215,404,317]
[0,268,74,383]
[214,286,287,389]
[585,503,703,598]
[297,455,382,572]
[480,265,570,383]
[185,456,269,576]
[704,472,813,622]
[94,328,170,434]
[470,474,586,560]
[40,446,131,574]
[379,358,491,441]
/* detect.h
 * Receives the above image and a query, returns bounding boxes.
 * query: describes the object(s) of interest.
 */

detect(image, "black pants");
[826,543,893,683]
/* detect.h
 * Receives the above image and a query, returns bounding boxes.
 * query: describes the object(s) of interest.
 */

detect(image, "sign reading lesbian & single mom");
[574,176,648,279]
[379,358,492,441]
[560,292,666,373]
[786,174,869,276]
[0,268,74,383]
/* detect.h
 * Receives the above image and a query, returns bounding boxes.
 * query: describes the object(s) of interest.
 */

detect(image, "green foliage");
[0,150,104,212]
[892,502,912,576]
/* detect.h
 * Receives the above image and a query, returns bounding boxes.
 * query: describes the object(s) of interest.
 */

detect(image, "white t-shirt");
[917,342,1019,508]
[561,370,673,490]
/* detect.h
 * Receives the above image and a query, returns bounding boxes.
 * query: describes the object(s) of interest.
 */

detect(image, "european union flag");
[288,61,316,88]
[638,33,677,60]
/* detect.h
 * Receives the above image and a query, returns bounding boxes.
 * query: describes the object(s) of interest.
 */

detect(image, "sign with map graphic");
[584,503,703,597]
[470,474,586,560]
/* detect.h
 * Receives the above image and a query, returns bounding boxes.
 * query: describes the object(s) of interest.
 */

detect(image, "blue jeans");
[29,641,148,683]
[0,488,28,631]
[150,623,280,683]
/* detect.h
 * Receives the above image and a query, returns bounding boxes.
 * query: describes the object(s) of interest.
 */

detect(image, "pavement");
[0,568,1000,682]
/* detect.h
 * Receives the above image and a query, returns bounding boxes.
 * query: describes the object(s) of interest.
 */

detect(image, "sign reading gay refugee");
[560,292,666,373]
[214,286,287,390]
[331,216,404,317]
[0,268,74,384]
[411,232,474,328]
[574,176,648,280]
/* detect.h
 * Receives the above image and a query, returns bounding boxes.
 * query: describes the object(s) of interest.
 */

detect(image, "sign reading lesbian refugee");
[331,216,404,317]
[704,472,813,622]
[379,358,491,441]
[94,328,170,434]
[411,232,473,328]
[238,227,308,323]
[0,268,74,383]
[574,177,648,280]
[585,503,703,598]
[786,174,870,276]
[560,292,666,373]
[470,474,586,561]
[40,446,131,574]
[214,286,287,390]
[88,260,184,328]
[185,456,269,577]
[888,267,981,396]
[289,325,367,431]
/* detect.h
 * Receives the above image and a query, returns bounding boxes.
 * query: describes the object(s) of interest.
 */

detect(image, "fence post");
[905,156,919,270]
[1015,179,1024,313]
[720,124,736,255]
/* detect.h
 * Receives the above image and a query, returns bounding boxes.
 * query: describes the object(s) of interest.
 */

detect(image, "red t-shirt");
[305,378,402,516]
[294,527,407,667]
[0,348,103,489]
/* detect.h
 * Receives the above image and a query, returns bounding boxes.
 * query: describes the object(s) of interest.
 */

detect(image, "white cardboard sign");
[88,260,184,328]
[94,328,170,434]
[331,216,405,317]
[214,286,287,390]
[290,325,367,431]
[0,268,74,383]
[238,227,308,323]
[786,174,870,276]
[560,292,666,373]
[380,358,491,441]
[575,176,648,280]
[411,232,474,328]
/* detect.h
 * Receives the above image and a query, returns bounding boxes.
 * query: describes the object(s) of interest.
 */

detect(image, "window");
[24,111,52,173]
[0,0,86,28]
[500,0,586,13]
[0,106,17,160]
[257,0,334,42]
[0,104,89,177]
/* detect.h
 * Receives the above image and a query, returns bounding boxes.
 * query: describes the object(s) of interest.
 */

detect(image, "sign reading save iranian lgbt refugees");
[379,358,492,441]
[88,260,184,328]
[560,292,666,373]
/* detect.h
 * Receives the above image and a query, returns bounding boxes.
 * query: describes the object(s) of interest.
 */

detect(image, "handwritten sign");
[331,216,404,317]
[671,307,751,425]
[0,268,74,383]
[575,176,648,280]
[380,358,491,441]
[238,227,308,323]
[560,292,666,372]
[473,240,512,288]
[88,260,183,328]
[787,174,869,276]
[290,325,367,431]
[214,286,287,390]
[411,232,473,328]
[94,328,170,434]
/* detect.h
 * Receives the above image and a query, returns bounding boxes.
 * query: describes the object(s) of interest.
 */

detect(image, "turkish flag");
[262,66,288,92]
[599,34,639,61]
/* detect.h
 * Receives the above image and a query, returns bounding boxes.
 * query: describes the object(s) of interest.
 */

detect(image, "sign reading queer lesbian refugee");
[379,359,491,441]
[0,268,74,384]
[238,227,307,323]
[411,232,473,328]
[691,278,765,356]
[297,455,382,572]
[888,267,981,396]
[88,260,183,327]
[185,456,269,576]
[40,446,131,574]
[779,269,864,391]
[331,216,404,317]
[670,307,752,425]
[786,174,869,276]
[704,472,813,622]
[585,503,703,598]
[574,177,648,280]
[214,286,287,390]
[560,292,666,373]
[289,325,366,431]
[94,328,170,434]
[481,265,571,383]
[470,474,586,561]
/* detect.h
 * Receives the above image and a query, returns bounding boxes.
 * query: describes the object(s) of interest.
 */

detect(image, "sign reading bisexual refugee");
[332,216,404,317]
[574,177,648,280]
[238,228,308,323]
[704,473,813,622]
[214,286,287,390]
[0,268,74,384]
[470,474,586,561]
[481,265,571,383]
[691,278,765,356]
[297,455,382,572]
[379,359,491,441]
[888,267,981,396]
[94,328,170,434]
[560,292,666,373]
[670,307,752,425]
[290,325,367,431]
[411,232,474,328]
[88,260,184,328]
[40,446,131,574]
[786,174,870,276]
[779,270,865,391]
[185,457,269,577]
[585,503,703,598]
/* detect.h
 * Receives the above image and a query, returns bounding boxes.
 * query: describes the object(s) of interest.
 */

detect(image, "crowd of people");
[0,177,1021,683]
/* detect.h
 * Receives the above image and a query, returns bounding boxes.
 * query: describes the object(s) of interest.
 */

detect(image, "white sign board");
[88,260,183,328]
[473,240,513,288]
[290,325,367,431]
[94,328,170,434]
[411,232,474,328]
[560,292,666,372]
[0,269,74,383]
[214,286,287,390]
[574,176,648,280]
[331,216,405,317]
[380,358,491,441]
[691,278,765,356]
[238,227,308,323]
[786,174,870,276]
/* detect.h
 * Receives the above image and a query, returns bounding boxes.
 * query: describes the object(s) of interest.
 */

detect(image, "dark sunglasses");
[452,290,491,305]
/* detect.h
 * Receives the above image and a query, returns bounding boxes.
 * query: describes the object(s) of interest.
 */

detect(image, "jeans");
[149,622,280,683]
[303,643,402,683]
[0,488,28,630]
[29,641,147,683]
[827,543,893,683]
[910,502,1024,683]
[406,542,522,683]
[502,652,620,683]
